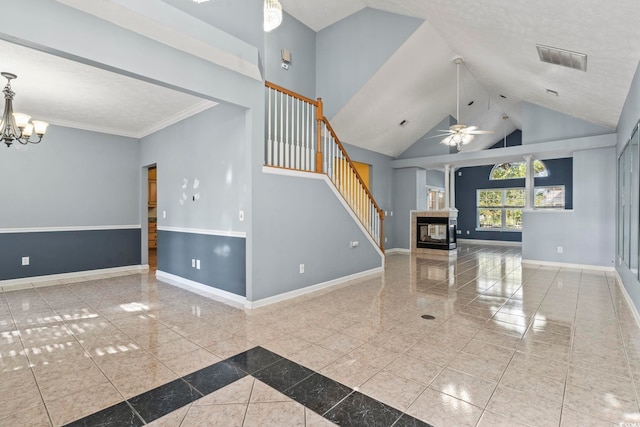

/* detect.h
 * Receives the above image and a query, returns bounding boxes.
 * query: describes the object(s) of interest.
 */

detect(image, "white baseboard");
[246,267,384,309]
[458,238,522,246]
[615,270,640,330]
[0,265,148,289]
[385,248,410,255]
[521,259,615,272]
[155,271,246,308]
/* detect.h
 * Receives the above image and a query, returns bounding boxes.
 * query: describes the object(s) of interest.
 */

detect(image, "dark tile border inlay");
[64,347,430,426]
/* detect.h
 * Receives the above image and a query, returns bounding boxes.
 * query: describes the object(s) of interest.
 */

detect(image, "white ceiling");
[0,39,216,139]
[3,0,639,156]
[282,0,640,156]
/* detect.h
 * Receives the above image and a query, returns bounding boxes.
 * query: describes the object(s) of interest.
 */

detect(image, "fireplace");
[416,216,457,250]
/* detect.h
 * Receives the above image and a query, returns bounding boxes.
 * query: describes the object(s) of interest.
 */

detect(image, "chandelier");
[264,0,282,32]
[1,72,48,147]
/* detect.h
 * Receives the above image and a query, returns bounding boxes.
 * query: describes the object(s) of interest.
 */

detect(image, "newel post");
[316,98,323,173]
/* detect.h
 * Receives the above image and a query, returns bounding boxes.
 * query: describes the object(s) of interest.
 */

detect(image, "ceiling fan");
[436,57,494,152]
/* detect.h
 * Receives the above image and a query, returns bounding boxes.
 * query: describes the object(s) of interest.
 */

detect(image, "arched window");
[489,160,549,180]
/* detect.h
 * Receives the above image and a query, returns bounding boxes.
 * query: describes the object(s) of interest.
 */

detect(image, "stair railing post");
[315,98,323,173]
[380,209,385,251]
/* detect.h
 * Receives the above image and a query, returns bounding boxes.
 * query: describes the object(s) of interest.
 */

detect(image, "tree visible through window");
[490,160,549,180]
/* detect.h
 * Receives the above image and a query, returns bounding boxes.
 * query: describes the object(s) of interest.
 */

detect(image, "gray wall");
[616,59,640,313]
[158,231,246,296]
[522,147,615,267]
[522,102,612,145]
[141,104,249,295]
[140,105,249,232]
[316,8,423,118]
[0,125,139,228]
[251,172,382,301]
[0,125,141,280]
[391,168,420,250]
[265,12,317,99]
[160,0,265,69]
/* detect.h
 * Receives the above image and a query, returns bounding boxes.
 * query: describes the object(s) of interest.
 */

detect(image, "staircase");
[265,81,385,251]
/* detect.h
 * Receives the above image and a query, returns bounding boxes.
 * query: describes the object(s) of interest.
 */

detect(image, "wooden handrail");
[264,80,385,250]
[265,81,318,106]
[321,117,384,216]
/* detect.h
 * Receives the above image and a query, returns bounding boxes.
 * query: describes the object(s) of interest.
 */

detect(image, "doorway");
[148,166,157,270]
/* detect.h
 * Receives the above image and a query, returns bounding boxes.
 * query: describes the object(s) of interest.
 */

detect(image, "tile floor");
[1,244,640,426]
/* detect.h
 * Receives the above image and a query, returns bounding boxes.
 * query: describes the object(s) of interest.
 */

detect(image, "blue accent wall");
[157,231,246,297]
[455,157,573,242]
[0,229,141,280]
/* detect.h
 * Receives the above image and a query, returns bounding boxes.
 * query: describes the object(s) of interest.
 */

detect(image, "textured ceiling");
[281,0,640,156]
[4,0,638,157]
[0,39,216,139]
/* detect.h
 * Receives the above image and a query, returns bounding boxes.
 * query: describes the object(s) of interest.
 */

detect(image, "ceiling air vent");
[536,44,587,71]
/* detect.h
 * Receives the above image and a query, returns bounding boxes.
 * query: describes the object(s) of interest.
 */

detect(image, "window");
[489,160,549,180]
[477,186,565,231]
[477,188,524,230]
[427,187,445,210]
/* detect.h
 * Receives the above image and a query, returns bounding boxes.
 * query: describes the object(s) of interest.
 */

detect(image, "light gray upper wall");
[316,8,423,119]
[397,116,456,158]
[391,168,421,249]
[251,172,382,301]
[265,12,316,99]
[616,59,640,313]
[140,104,248,233]
[425,169,445,189]
[522,146,615,267]
[0,125,139,228]
[160,0,265,69]
[522,102,613,145]
[617,60,640,154]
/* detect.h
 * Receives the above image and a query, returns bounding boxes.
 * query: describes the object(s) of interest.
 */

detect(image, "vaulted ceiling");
[2,0,638,157]
[281,0,640,156]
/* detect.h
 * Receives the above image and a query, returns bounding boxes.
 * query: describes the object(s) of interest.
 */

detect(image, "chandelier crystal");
[1,72,48,147]
[264,0,283,32]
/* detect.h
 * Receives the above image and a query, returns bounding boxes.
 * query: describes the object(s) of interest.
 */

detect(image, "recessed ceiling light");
[192,0,210,3]
[399,119,409,127]
[546,89,559,96]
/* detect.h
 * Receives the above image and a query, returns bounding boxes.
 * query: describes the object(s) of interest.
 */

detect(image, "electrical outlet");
[350,241,359,248]
[390,211,394,216]
[456,230,462,235]
[239,210,244,221]
[21,256,29,266]
[163,210,167,219]
[384,237,388,243]
[299,264,305,274]
[196,259,201,270]
[192,259,196,268]
[466,230,470,235]
[557,246,563,254]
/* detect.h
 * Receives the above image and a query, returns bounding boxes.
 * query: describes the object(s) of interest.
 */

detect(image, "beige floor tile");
[288,344,342,371]
[250,379,291,403]
[563,382,640,424]
[45,380,123,426]
[560,406,618,427]
[321,356,380,388]
[360,370,426,411]
[406,388,483,427]
[243,401,306,427]
[384,354,443,385]
[476,410,530,427]
[162,347,221,377]
[181,403,246,427]
[305,408,337,426]
[110,360,179,399]
[0,402,51,427]
[429,367,497,407]
[487,385,562,427]
[447,351,507,383]
[499,365,565,401]
[205,335,255,359]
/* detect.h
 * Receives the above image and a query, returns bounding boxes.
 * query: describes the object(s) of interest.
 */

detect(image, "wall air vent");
[536,44,587,71]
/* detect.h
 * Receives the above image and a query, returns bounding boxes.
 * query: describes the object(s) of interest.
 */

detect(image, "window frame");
[489,160,549,180]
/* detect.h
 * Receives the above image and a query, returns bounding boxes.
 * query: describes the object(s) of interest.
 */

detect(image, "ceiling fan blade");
[464,126,478,132]
[426,133,454,139]
[435,130,454,133]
